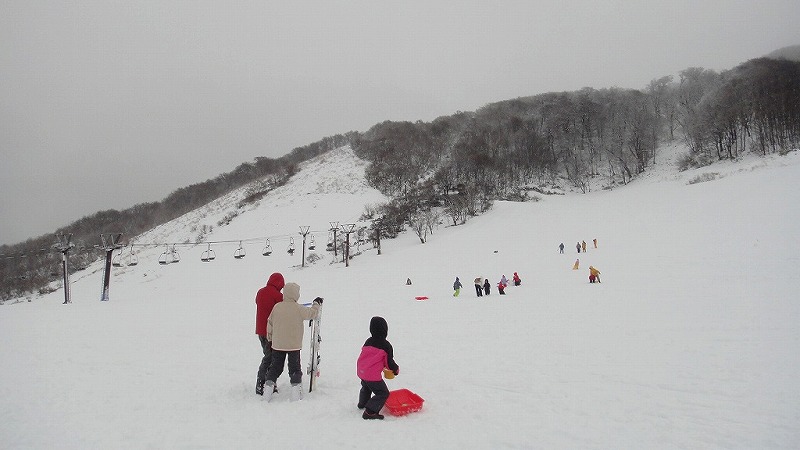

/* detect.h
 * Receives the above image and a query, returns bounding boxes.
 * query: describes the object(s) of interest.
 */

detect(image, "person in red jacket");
[255,272,284,396]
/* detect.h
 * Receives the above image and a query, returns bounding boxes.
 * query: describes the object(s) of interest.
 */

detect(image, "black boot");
[256,379,265,396]
[362,409,385,420]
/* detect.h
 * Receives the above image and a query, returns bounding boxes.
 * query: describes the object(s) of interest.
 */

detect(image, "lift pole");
[340,223,356,267]
[329,222,339,258]
[100,233,123,301]
[56,234,75,304]
[299,226,310,267]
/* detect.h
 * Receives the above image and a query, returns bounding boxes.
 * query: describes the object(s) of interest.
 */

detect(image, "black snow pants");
[359,379,389,414]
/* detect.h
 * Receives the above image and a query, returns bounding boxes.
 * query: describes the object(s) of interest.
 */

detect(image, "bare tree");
[407,212,429,244]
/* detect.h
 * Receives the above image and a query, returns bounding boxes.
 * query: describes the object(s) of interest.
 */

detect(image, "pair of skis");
[307,303,322,393]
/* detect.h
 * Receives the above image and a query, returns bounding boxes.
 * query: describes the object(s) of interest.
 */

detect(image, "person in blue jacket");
[453,277,463,297]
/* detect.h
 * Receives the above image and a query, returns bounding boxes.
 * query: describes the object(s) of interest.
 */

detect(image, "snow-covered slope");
[1,145,799,449]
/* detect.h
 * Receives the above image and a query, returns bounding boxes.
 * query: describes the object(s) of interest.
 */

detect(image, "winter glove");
[313,297,323,305]
[383,368,395,379]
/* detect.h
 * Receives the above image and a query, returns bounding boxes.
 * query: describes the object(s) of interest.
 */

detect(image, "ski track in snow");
[1,145,799,449]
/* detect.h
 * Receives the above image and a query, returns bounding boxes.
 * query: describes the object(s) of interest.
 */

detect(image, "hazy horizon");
[2,0,799,246]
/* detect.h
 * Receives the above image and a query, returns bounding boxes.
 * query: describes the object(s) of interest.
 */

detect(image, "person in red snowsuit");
[255,272,284,396]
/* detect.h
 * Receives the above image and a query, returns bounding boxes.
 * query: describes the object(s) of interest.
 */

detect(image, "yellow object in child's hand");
[383,368,396,379]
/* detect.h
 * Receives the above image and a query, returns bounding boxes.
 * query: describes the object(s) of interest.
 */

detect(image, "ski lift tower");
[340,223,356,267]
[55,233,75,304]
[299,226,310,267]
[329,222,339,258]
[100,233,123,301]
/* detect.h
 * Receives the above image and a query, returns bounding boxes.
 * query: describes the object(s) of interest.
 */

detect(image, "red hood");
[267,272,285,290]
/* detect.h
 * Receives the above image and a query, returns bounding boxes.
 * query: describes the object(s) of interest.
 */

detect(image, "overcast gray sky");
[2,0,799,246]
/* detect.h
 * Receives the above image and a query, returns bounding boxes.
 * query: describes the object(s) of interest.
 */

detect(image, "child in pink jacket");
[356,316,399,420]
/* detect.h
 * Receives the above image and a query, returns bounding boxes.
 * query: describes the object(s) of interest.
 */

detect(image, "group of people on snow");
[561,239,603,284]
[254,273,322,402]
[253,235,603,418]
[452,272,522,297]
[565,238,598,254]
[254,272,398,420]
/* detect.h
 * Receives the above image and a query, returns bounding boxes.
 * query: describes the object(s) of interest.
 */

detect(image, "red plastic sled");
[385,389,425,416]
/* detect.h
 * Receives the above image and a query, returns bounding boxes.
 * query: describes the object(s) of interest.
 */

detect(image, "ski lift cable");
[2,227,340,266]
[116,228,339,249]
[128,232,305,249]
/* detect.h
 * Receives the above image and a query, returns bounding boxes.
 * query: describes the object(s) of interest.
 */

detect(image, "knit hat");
[369,316,388,339]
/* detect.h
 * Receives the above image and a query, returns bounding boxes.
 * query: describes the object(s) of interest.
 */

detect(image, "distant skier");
[474,277,483,297]
[263,282,322,402]
[483,278,491,296]
[453,277,463,297]
[576,242,581,253]
[582,241,587,253]
[500,274,509,288]
[559,242,565,254]
[497,280,507,295]
[593,238,598,249]
[513,272,521,286]
[589,266,601,283]
[357,316,400,420]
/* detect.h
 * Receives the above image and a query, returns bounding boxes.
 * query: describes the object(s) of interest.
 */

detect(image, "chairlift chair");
[112,251,123,267]
[158,245,170,265]
[171,245,180,263]
[308,234,316,251]
[127,247,139,266]
[201,243,216,262]
[262,239,272,256]
[326,232,334,250]
[234,241,246,259]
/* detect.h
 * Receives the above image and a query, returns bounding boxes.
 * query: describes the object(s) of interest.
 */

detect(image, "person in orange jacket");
[589,266,601,283]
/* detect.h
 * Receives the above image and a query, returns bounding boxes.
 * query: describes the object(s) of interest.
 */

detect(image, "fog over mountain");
[2,0,799,245]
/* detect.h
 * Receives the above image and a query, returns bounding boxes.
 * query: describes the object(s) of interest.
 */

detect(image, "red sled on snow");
[385,389,425,416]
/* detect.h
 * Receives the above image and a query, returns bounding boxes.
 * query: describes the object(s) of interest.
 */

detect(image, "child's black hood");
[369,316,388,340]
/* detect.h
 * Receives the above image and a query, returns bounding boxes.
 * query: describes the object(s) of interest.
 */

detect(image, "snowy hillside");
[1,145,799,449]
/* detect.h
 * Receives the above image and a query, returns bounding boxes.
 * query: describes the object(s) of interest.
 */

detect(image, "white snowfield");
[1,145,799,449]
